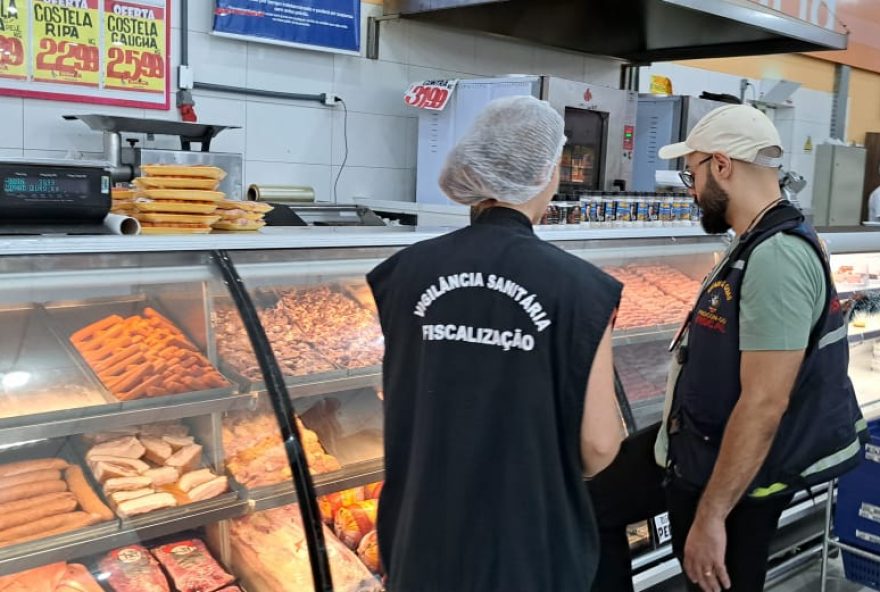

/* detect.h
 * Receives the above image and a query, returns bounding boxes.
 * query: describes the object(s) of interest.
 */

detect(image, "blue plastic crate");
[843,548,880,591]
[838,420,880,588]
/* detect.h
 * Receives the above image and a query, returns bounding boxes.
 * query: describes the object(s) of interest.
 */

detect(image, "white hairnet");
[439,95,566,206]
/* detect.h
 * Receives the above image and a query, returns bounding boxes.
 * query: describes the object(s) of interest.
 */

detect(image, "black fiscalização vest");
[367,207,622,592]
[667,202,867,498]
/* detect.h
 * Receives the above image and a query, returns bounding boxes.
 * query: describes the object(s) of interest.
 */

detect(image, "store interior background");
[0,0,878,213]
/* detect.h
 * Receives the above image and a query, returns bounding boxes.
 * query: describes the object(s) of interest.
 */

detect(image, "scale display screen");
[3,174,91,197]
[0,162,110,224]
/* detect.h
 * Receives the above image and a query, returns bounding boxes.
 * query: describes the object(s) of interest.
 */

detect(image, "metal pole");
[193,81,327,105]
[820,478,835,592]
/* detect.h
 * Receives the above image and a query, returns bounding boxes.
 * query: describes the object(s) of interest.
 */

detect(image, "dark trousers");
[667,480,794,592]
[588,424,666,592]
[588,424,794,592]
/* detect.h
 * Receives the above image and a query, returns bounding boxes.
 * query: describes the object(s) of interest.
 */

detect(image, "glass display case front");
[0,228,877,590]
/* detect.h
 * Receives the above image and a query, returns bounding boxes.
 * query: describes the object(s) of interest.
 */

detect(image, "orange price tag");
[0,0,27,80]
[32,0,101,86]
[404,80,457,111]
[103,0,166,93]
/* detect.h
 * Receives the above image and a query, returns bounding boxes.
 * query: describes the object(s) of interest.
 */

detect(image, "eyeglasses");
[679,156,713,189]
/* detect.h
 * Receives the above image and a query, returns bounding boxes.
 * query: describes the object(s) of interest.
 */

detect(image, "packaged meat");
[334,499,379,549]
[0,493,77,531]
[163,435,195,450]
[141,437,173,464]
[151,538,235,592]
[0,512,98,547]
[357,530,382,574]
[319,487,365,524]
[215,588,243,592]
[86,437,146,461]
[104,476,153,493]
[110,488,155,504]
[57,563,104,592]
[363,482,384,500]
[230,504,380,592]
[188,476,229,502]
[70,310,229,400]
[0,479,67,505]
[116,492,177,517]
[223,406,343,488]
[91,461,139,481]
[89,456,151,475]
[0,458,68,478]
[178,468,215,492]
[0,562,67,591]
[100,544,170,592]
[165,443,203,472]
[144,466,179,487]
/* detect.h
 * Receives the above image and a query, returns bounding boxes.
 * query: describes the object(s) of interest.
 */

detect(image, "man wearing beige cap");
[654,105,865,591]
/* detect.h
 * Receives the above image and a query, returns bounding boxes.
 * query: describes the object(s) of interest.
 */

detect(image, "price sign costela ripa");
[404,79,458,111]
[0,0,170,109]
[32,0,101,86]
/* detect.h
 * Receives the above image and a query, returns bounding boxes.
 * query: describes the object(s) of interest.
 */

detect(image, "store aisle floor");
[648,556,872,591]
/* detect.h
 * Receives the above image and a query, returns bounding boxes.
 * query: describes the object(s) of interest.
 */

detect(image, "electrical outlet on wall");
[323,93,341,106]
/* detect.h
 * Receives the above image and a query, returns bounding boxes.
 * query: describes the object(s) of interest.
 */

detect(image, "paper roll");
[103,213,141,235]
[248,184,315,203]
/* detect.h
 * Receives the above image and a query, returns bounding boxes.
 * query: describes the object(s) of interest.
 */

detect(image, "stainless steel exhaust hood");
[384,0,848,63]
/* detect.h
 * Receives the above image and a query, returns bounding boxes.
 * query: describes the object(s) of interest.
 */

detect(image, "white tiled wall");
[639,63,835,210]
[0,2,622,204]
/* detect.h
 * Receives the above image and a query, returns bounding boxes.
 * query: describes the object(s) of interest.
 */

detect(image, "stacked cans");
[538,192,702,228]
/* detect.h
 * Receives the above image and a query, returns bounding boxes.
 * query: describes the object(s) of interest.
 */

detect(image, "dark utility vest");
[367,207,622,592]
[668,202,867,498]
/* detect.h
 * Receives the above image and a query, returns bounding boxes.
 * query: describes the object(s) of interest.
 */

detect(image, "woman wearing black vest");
[367,95,625,591]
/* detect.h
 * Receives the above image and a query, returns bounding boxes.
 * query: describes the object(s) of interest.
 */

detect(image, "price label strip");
[653,512,672,545]
[0,0,27,80]
[32,0,101,86]
[103,0,166,93]
[404,79,458,111]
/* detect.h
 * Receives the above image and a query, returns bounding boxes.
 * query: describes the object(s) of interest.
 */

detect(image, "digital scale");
[0,160,111,234]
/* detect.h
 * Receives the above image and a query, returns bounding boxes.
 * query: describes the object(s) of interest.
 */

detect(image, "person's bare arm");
[581,319,624,477]
[683,349,803,591]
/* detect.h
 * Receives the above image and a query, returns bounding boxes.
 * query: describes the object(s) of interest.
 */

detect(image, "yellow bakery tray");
[141,164,227,181]
[134,177,220,191]
[218,210,265,221]
[141,225,213,235]
[138,189,225,202]
[134,200,219,215]
[217,200,274,214]
[137,212,222,225]
[212,221,267,232]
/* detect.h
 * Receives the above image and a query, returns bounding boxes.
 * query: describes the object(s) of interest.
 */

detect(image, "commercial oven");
[632,95,731,192]
[415,76,638,206]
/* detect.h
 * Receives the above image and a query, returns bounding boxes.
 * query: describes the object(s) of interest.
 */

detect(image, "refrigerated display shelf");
[248,369,383,401]
[0,390,253,448]
[250,458,385,512]
[0,495,250,575]
[613,325,679,347]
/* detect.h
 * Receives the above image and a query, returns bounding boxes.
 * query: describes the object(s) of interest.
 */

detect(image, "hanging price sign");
[32,0,100,86]
[0,0,27,80]
[0,0,170,110]
[404,79,457,111]
[103,0,165,93]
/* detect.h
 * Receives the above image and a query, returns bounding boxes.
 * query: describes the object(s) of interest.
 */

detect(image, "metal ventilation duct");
[384,0,848,63]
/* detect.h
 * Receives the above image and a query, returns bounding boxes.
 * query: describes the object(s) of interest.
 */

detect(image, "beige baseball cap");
[659,104,783,167]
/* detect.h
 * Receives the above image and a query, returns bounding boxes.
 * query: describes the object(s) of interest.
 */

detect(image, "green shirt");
[740,233,826,351]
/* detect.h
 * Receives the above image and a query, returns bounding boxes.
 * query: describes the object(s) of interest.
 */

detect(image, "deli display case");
[0,226,877,590]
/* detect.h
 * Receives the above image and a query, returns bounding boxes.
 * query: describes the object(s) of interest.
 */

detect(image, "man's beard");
[698,171,731,234]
